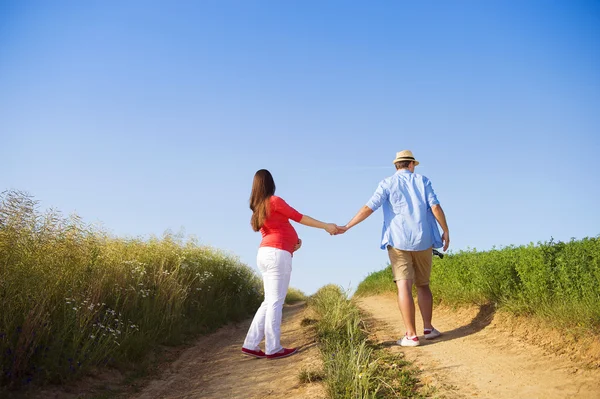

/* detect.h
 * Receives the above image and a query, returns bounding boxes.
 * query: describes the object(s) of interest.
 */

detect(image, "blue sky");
[2,1,599,294]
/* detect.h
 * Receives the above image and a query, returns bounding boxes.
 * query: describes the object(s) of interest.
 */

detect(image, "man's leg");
[414,248,435,332]
[416,284,433,331]
[396,279,417,337]
[388,246,419,338]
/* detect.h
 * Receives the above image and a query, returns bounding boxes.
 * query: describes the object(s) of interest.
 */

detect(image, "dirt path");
[130,302,325,399]
[357,294,600,399]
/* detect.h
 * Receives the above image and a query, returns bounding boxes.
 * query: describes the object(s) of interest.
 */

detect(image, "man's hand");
[294,239,302,252]
[442,231,450,252]
[335,225,348,235]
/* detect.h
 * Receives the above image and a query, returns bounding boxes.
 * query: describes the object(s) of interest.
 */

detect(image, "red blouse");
[259,196,303,254]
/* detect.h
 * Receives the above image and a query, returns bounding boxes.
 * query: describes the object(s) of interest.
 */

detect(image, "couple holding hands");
[242,150,450,360]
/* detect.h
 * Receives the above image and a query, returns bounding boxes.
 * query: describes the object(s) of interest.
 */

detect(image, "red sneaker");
[241,347,267,358]
[267,347,298,360]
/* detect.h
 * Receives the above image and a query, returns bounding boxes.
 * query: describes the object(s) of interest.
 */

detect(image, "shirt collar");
[396,169,413,175]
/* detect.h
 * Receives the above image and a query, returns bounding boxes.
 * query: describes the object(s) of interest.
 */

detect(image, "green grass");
[285,287,307,304]
[0,190,263,390]
[308,285,424,398]
[355,237,600,333]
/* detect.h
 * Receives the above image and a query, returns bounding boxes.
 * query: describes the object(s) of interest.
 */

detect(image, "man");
[339,150,449,347]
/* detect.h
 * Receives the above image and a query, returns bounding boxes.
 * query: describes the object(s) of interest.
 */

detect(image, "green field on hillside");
[356,237,600,332]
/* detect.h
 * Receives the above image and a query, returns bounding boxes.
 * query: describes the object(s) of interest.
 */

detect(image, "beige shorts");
[387,246,433,286]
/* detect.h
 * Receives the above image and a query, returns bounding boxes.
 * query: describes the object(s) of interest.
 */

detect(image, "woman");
[242,169,338,360]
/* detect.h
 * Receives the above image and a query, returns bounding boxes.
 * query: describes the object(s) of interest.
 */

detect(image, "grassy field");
[308,285,424,398]
[355,237,600,333]
[0,191,263,390]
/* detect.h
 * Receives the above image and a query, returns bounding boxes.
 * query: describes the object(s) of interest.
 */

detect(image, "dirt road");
[131,302,325,399]
[22,296,600,399]
[357,294,600,399]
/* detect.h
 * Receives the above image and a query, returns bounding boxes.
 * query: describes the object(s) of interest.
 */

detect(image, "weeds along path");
[131,302,325,399]
[357,294,600,399]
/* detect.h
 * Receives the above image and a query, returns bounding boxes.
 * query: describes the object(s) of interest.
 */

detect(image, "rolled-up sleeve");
[424,178,440,208]
[273,196,303,222]
[366,181,388,211]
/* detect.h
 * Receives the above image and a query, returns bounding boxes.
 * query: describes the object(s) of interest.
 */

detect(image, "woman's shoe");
[241,347,267,358]
[267,347,298,359]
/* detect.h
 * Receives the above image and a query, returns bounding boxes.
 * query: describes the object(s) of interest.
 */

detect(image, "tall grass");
[309,285,422,398]
[0,190,263,390]
[285,287,307,304]
[355,238,600,332]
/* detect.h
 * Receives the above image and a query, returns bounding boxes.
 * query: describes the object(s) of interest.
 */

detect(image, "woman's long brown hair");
[250,169,276,232]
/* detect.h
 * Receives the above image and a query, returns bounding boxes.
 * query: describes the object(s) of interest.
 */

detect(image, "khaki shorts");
[387,246,433,286]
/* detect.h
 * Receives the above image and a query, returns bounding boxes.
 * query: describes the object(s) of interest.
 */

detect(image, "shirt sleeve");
[424,178,440,208]
[272,196,303,222]
[366,181,388,211]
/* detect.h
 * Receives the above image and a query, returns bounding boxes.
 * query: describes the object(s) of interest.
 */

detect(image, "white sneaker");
[397,335,420,347]
[424,328,441,340]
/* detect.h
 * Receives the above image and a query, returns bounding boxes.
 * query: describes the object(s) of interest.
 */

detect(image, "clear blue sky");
[2,1,599,294]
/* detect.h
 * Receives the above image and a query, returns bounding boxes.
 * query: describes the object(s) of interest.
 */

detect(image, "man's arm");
[337,181,384,234]
[342,205,374,232]
[431,204,450,251]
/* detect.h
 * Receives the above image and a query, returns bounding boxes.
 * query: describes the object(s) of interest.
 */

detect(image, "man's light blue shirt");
[366,169,443,251]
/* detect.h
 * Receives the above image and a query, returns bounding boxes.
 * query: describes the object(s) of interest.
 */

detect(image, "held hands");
[335,225,348,235]
[324,223,349,236]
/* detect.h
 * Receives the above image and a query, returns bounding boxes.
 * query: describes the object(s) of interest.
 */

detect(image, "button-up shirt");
[366,169,442,251]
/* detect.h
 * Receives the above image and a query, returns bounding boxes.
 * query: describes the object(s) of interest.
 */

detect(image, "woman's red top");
[259,196,303,254]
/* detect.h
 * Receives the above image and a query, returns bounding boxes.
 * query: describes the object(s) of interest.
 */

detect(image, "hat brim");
[392,158,419,166]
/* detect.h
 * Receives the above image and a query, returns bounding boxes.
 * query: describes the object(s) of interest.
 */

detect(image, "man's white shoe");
[397,335,420,347]
[424,328,441,340]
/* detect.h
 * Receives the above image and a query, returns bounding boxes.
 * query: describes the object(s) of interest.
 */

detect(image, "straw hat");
[392,150,419,166]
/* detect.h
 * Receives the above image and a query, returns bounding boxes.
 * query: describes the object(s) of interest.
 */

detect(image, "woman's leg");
[263,249,292,355]
[242,301,267,351]
[242,248,274,351]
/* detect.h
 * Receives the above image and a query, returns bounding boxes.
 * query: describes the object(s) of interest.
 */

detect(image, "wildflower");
[90,335,96,339]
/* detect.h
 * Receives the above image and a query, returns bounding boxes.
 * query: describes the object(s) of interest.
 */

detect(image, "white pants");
[243,247,292,355]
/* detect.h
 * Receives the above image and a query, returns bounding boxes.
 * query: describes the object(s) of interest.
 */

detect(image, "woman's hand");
[294,239,302,252]
[324,223,339,235]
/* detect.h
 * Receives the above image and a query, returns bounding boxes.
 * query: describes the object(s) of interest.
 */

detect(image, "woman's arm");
[299,215,338,235]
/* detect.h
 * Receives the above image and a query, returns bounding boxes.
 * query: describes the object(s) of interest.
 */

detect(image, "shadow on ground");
[373,303,497,348]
